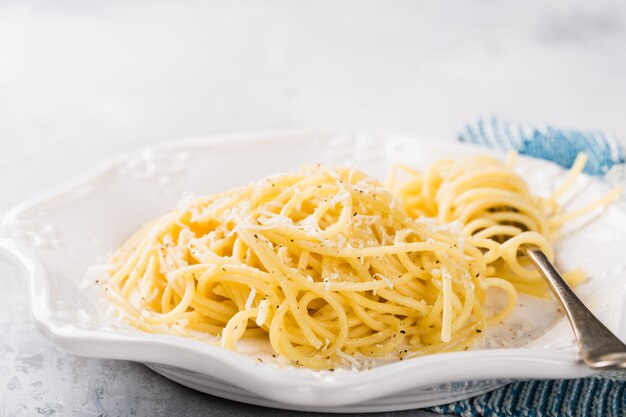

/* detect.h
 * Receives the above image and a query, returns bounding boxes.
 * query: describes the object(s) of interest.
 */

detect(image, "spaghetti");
[388,153,621,297]
[105,155,619,369]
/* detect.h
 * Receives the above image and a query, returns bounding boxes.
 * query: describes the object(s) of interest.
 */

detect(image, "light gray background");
[1,0,626,416]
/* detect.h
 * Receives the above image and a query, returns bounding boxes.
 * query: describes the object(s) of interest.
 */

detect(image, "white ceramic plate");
[2,132,626,413]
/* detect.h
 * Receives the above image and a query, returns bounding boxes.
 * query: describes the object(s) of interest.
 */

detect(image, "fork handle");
[524,246,626,369]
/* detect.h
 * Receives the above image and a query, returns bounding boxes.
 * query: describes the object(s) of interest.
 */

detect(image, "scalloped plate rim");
[0,131,613,409]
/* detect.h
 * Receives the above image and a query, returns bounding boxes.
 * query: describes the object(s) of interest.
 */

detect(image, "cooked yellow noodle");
[105,154,619,369]
[388,153,621,297]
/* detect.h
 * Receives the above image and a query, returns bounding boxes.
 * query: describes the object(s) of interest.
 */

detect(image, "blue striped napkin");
[428,117,626,417]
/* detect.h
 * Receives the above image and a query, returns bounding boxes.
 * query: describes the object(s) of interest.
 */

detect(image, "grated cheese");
[256,299,270,326]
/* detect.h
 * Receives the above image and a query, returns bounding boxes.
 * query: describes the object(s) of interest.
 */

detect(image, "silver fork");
[524,246,626,369]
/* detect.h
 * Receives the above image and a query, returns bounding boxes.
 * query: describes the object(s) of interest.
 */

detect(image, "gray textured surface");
[1,0,626,416]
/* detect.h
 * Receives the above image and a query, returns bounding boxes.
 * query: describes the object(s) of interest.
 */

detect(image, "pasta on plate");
[104,154,620,370]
